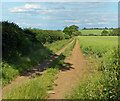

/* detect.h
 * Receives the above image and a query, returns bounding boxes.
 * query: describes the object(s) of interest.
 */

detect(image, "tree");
[101,30,109,36]
[109,29,119,36]
[72,31,82,36]
[2,21,27,59]
[105,27,108,29]
[63,25,79,36]
[83,27,86,30]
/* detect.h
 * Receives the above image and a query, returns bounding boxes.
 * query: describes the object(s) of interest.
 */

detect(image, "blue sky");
[2,2,118,30]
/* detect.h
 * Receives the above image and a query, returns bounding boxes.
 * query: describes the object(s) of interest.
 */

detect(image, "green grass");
[78,36,118,58]
[2,38,73,86]
[79,29,112,36]
[4,68,58,99]
[4,38,75,99]
[4,53,67,99]
[67,36,119,100]
[66,71,104,99]
[45,38,73,53]
[2,62,19,86]
[63,38,76,57]
[48,53,66,69]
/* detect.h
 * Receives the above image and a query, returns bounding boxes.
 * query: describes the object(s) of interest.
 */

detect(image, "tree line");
[2,21,81,61]
[2,21,118,61]
[101,29,119,36]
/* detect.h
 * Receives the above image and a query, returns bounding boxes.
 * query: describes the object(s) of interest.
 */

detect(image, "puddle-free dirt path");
[2,39,75,98]
[48,39,88,99]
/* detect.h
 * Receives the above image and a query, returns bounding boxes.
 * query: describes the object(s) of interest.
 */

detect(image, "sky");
[1,1,118,30]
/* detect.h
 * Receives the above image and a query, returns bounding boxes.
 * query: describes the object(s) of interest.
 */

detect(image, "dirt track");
[3,39,89,99]
[2,39,75,98]
[48,39,87,99]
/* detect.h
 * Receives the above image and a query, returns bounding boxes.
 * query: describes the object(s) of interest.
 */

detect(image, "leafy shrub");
[101,30,109,36]
[25,29,66,44]
[2,21,30,60]
[2,62,19,86]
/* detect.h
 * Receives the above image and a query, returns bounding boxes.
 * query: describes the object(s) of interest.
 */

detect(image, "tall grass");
[45,38,73,53]
[63,38,76,57]
[4,53,66,99]
[4,68,58,99]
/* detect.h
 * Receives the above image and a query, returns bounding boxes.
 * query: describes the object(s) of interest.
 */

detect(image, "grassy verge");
[4,68,58,99]
[66,36,119,100]
[45,38,73,53]
[4,38,76,99]
[2,38,73,87]
[4,53,65,99]
[63,38,76,57]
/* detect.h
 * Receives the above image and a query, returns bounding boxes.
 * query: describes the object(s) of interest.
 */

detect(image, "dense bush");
[2,21,71,60]
[2,21,28,60]
[101,29,119,36]
[72,31,82,36]
[24,28,66,44]
[101,30,109,36]
[99,50,119,100]
[2,61,19,86]
[109,29,119,36]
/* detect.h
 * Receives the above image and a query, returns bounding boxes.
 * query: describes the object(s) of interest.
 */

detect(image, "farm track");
[2,39,75,98]
[48,39,88,99]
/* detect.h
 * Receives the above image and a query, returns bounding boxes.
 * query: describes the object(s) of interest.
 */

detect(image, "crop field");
[79,29,112,36]
[78,36,118,57]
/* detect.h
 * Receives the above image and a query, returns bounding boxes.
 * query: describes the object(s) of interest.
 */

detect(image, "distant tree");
[63,25,79,36]
[83,27,86,30]
[109,29,119,36]
[72,31,82,36]
[57,30,61,31]
[101,30,109,36]
[105,27,108,29]
[63,27,70,35]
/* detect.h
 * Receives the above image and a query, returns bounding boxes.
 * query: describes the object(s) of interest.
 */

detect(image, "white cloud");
[15,22,30,26]
[97,22,107,25]
[64,20,81,23]
[42,16,51,19]
[9,4,46,13]
[86,22,107,25]
[75,24,82,26]
[37,24,42,26]
[86,23,95,25]
[9,3,59,15]
[24,4,40,9]
[84,19,89,22]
